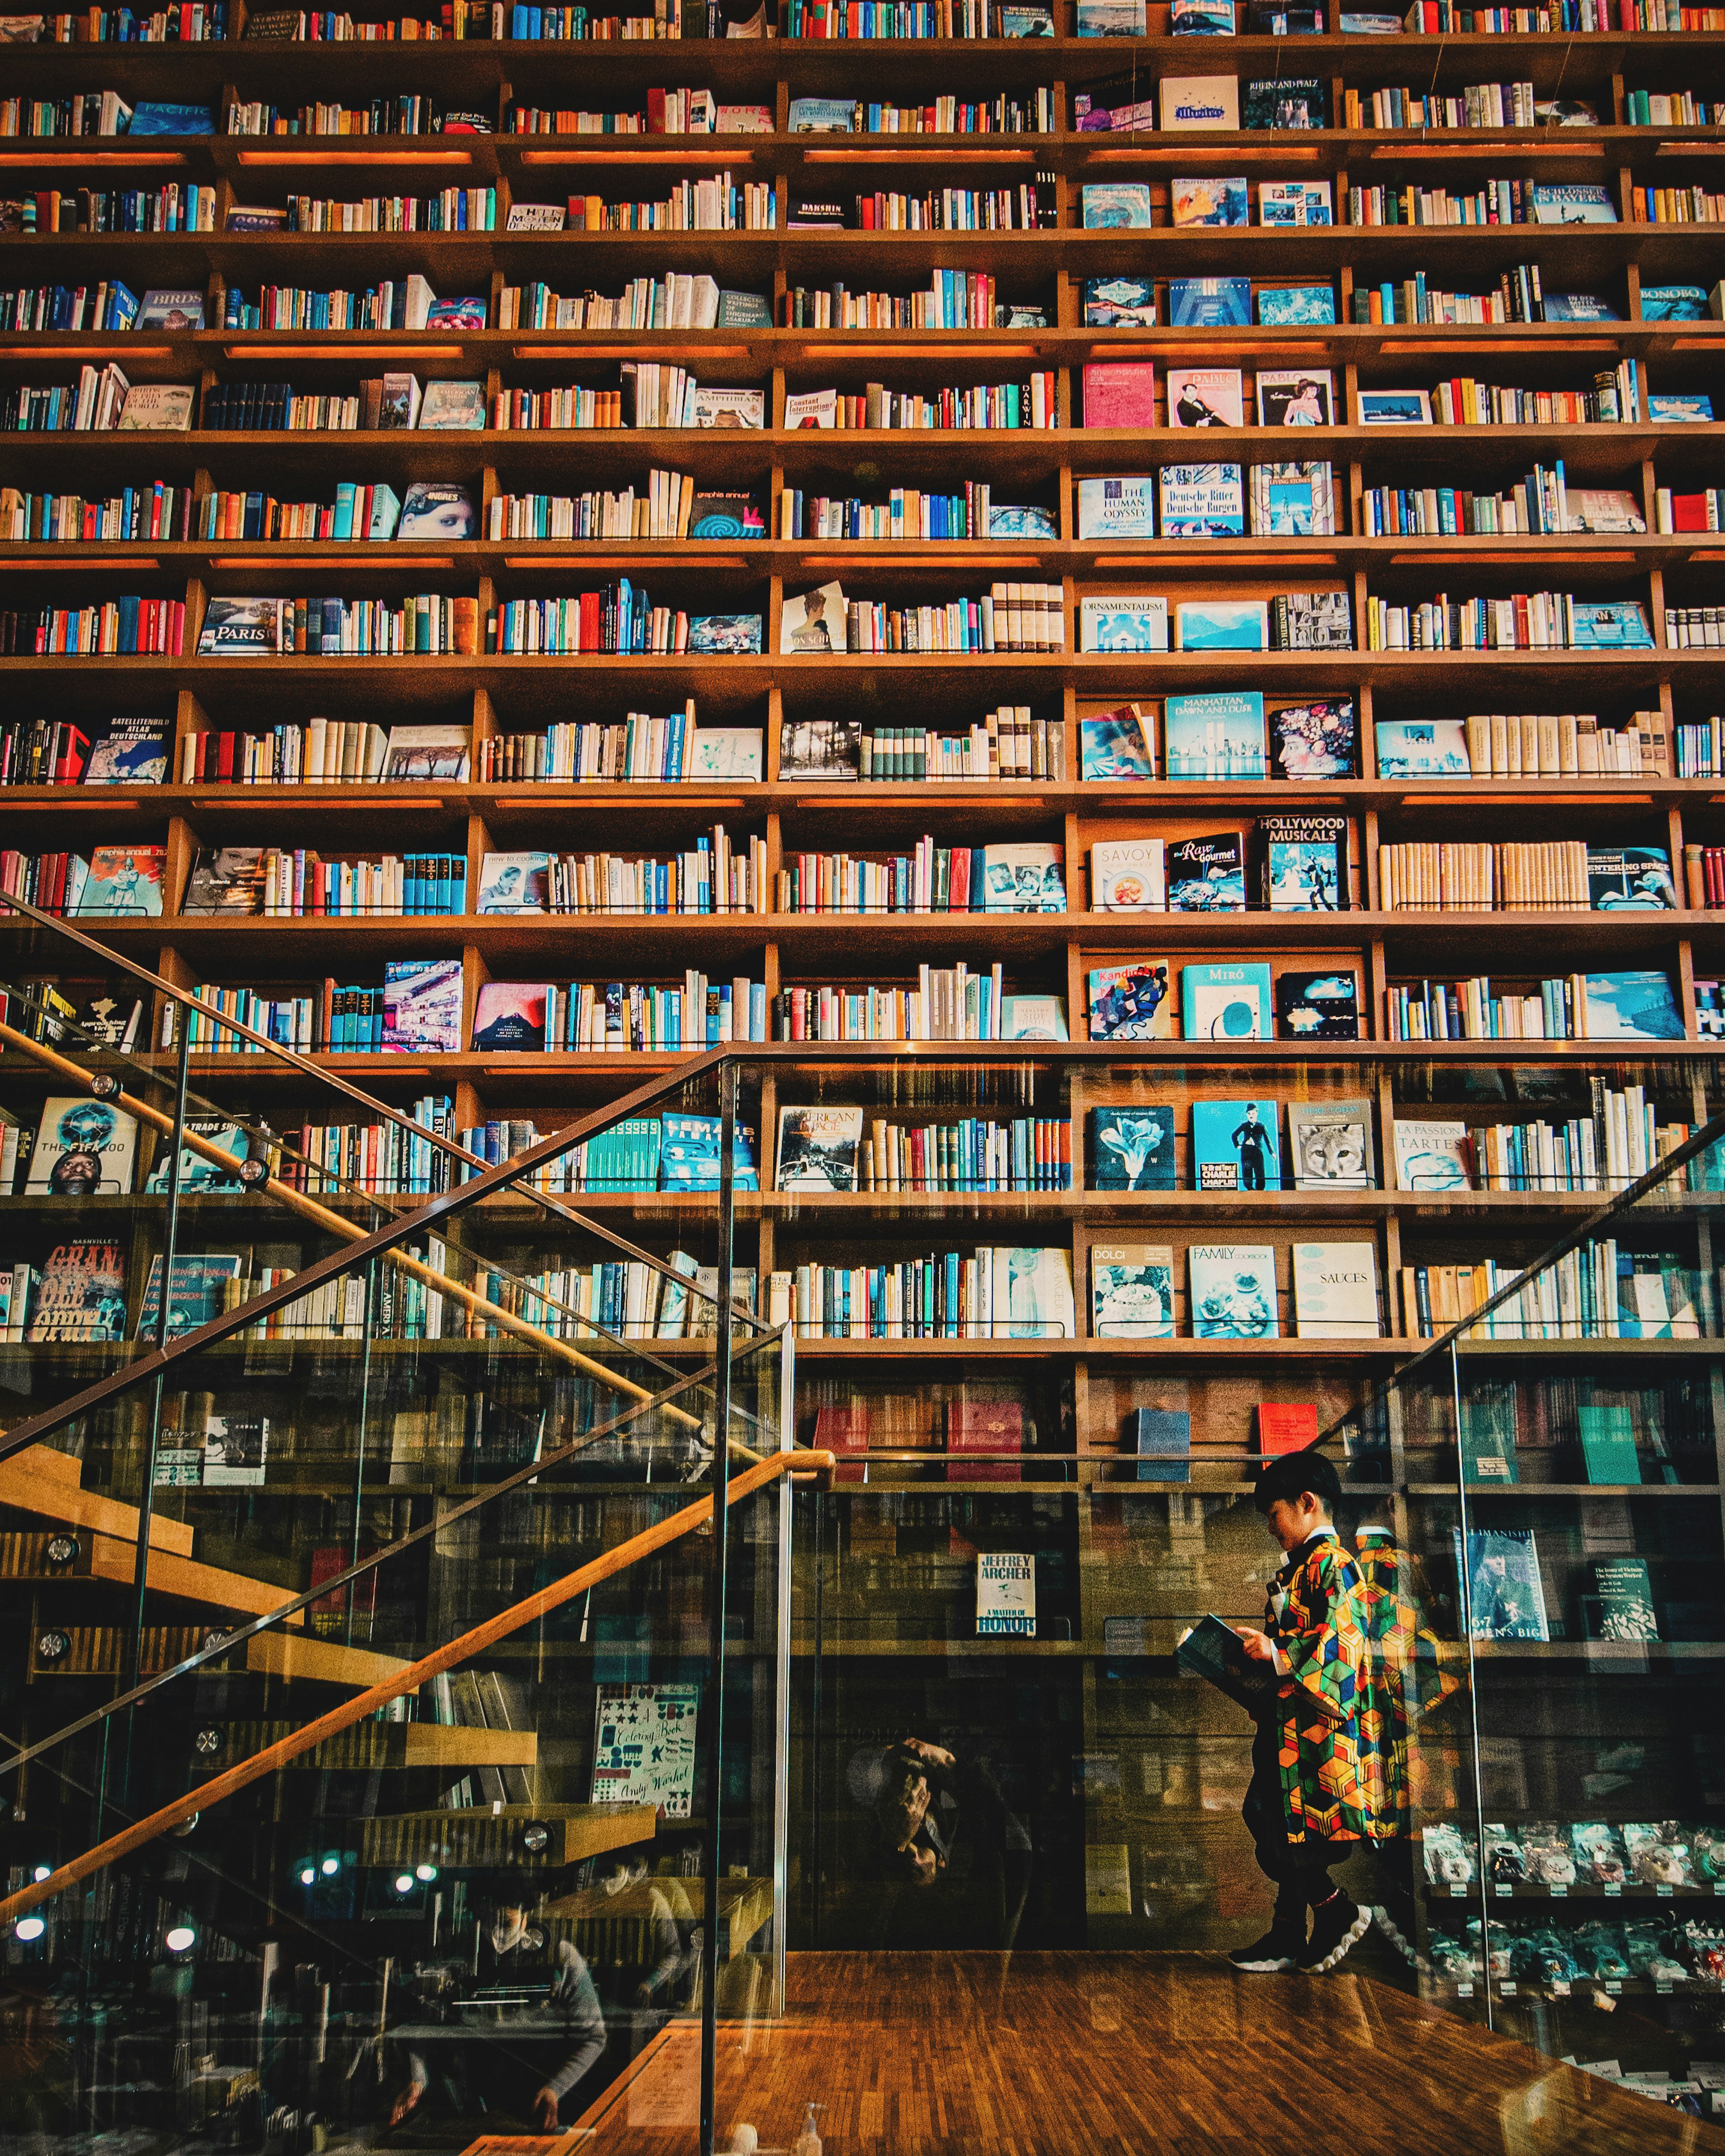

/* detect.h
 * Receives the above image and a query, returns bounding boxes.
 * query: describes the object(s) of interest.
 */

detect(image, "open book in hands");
[1176,1613,1276,1714]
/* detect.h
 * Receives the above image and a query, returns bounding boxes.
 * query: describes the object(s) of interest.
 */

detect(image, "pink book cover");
[814,1403,871,1484]
[1084,362,1158,429]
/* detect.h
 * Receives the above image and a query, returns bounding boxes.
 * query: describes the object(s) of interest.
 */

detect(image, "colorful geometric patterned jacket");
[1262,1528,1387,1844]
[1353,1523,1466,1829]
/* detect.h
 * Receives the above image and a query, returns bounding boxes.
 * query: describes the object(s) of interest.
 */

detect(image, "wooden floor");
[570,1953,1723,2155]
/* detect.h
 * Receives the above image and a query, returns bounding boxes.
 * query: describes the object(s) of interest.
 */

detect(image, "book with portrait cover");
[1168,367,1243,427]
[1190,1098,1282,1189]
[472,983,549,1052]
[1455,1527,1548,1640]
[1288,1099,1373,1188]
[1272,697,1354,779]
[1187,1245,1279,1337]
[22,1243,127,1343]
[77,845,165,917]
[477,851,550,914]
[1092,1244,1176,1339]
[776,1105,863,1191]
[25,1096,138,1196]
[1088,1105,1177,1190]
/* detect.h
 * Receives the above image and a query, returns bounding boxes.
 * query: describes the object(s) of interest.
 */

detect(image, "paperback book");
[1088,1105,1177,1190]
[1277,969,1361,1041]
[22,1242,127,1343]
[1455,1527,1549,1640]
[1256,369,1334,427]
[1174,599,1267,651]
[1092,1244,1177,1338]
[1188,1244,1279,1337]
[382,957,463,1054]
[1190,1097,1282,1188]
[1077,475,1158,539]
[1292,1241,1380,1338]
[1167,367,1243,427]
[1393,1119,1473,1194]
[1167,832,1247,911]
[1257,285,1336,326]
[776,1105,864,1191]
[1166,693,1267,780]
[1172,177,1248,227]
[1288,1099,1374,1188]
[1088,963,1175,1041]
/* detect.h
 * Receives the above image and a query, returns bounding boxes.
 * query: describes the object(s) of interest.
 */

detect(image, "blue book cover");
[1167,831,1247,910]
[659,1113,760,1192]
[1088,1106,1177,1190]
[1648,393,1714,422]
[1183,968,1273,1045]
[1174,597,1268,653]
[1083,275,1157,326]
[1639,285,1707,322]
[1188,1244,1279,1339]
[1082,183,1155,228]
[1170,276,1252,327]
[129,101,215,135]
[1087,963,1175,1041]
[1092,1250,1177,1342]
[1582,970,1684,1041]
[1375,719,1469,778]
[1542,292,1622,322]
[1190,1098,1282,1190]
[1128,1406,1190,1480]
[1568,601,1653,650]
[1165,690,1266,779]
[1257,283,1335,326]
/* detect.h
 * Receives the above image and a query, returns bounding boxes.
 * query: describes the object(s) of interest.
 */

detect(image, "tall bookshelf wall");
[5,5,1725,1963]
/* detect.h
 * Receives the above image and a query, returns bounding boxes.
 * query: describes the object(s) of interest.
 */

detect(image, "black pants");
[1243,1710,1345,1930]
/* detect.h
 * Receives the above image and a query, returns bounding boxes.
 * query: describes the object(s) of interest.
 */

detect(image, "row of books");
[488,474,758,543]
[1375,713,1669,781]
[227,186,499,231]
[1385,971,1694,1041]
[0,482,195,542]
[487,594,748,655]
[1077,464,1336,541]
[783,583,1064,654]
[781,1109,1072,1193]
[1376,840,1678,915]
[1361,468,1644,540]
[195,479,473,542]
[7,5,226,40]
[475,713,754,784]
[0,598,183,654]
[194,592,480,655]
[175,717,468,785]
[186,848,472,917]
[1664,610,1725,651]
[1656,492,1725,536]
[781,275,1003,331]
[1364,594,1654,653]
[13,182,217,234]
[1400,1239,1702,1340]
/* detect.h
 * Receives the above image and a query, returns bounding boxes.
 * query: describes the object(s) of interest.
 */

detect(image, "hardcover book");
[1184,965,1273,1043]
[1187,1244,1279,1337]
[1257,180,1331,226]
[1243,78,1327,127]
[77,844,165,917]
[143,1116,248,1195]
[1082,183,1155,228]
[1079,596,1168,652]
[1256,1401,1317,1454]
[1172,0,1235,26]
[1568,601,1653,650]
[980,842,1065,912]
[1292,1241,1380,1338]
[1088,1105,1177,1190]
[1587,847,1676,910]
[1176,1612,1274,1710]
[183,846,264,915]
[1166,693,1267,779]
[1190,1097,1282,1188]
[776,1105,864,1191]
[117,384,195,431]
[1174,598,1267,650]
[782,582,845,654]
[398,482,475,539]
[1258,813,1349,912]
[1359,389,1433,426]
[1080,704,1158,778]
[198,596,283,655]
[1128,1406,1191,1482]
[1256,284,1336,326]
[472,983,549,1052]
[1375,718,1469,778]
[687,614,763,654]
[1393,1119,1474,1193]
[1088,963,1175,1040]
[1076,0,1146,26]
[1091,838,1167,911]
[1252,462,1335,537]
[1288,1099,1373,1188]
[1159,75,1240,130]
[382,957,462,1054]
[1082,275,1157,327]
[1592,1559,1658,1641]
[136,1252,244,1340]
[1172,177,1248,227]
[1092,1245,1177,1339]
[1083,362,1157,427]
[417,380,487,432]
[780,715,860,779]
[1077,474,1158,539]
[477,851,550,914]
[1073,77,1161,132]
[1168,276,1251,326]
[1455,1527,1549,1641]
[1541,292,1621,322]
[1460,1385,1518,1484]
[1256,368,1333,427]
[1168,367,1244,428]
[1159,464,1246,541]
[136,286,204,328]
[1167,831,1247,910]
[1640,285,1708,322]
[201,1412,270,1490]
[26,1092,139,1198]
[1000,994,1070,1041]
[1277,969,1361,1041]
[990,1247,1075,1338]
[383,724,470,782]
[1530,184,1618,225]
[1578,1404,1641,1485]
[22,1242,127,1343]
[660,1113,760,1193]
[1272,697,1353,778]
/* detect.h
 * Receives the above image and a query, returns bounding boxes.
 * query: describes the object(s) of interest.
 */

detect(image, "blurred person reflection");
[854,1738,1031,1951]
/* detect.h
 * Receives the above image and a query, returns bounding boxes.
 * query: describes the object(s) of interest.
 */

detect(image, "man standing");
[1230,1103,1274,1191]
[1227,1451,1383,1975]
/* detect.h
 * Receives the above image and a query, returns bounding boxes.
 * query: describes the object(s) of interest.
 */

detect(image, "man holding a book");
[1220,1451,1384,1974]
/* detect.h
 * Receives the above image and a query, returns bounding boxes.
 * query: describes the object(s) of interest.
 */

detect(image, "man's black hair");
[1252,1448,1342,1514]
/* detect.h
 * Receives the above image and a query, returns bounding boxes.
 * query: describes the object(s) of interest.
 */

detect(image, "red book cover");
[1083,361,1158,429]
[1256,1402,1319,1456]
[1672,494,1708,532]
[813,1403,871,1485]
[948,1400,1022,1484]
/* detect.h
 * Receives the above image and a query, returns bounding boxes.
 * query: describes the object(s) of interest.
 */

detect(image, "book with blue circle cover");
[1182,966,1273,1044]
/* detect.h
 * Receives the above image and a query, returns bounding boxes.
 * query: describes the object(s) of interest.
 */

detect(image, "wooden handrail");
[0,1449,831,1929]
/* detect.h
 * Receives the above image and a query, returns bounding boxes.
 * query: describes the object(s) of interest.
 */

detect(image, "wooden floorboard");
[573,1952,1725,2155]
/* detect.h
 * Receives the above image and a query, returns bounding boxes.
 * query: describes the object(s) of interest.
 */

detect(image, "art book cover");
[1243,77,1327,128]
[782,581,844,654]
[1292,1241,1380,1338]
[1167,367,1243,428]
[77,844,165,917]
[1188,1244,1279,1337]
[1091,838,1167,911]
[1167,831,1247,910]
[990,1246,1075,1338]
[417,380,486,430]
[1541,292,1621,322]
[1082,183,1154,228]
[1568,601,1653,650]
[144,1116,249,1194]
[26,1096,138,1196]
[1256,369,1334,426]
[1288,1099,1374,1188]
[1155,457,1242,532]
[86,717,170,783]
[660,1114,760,1192]
[472,982,549,1052]
[1190,1097,1281,1188]
[1587,846,1676,910]
[1077,474,1158,539]
[201,1412,270,1489]
[198,596,283,655]
[1159,76,1241,130]
[981,843,1066,912]
[23,1242,127,1343]
[1172,0,1235,26]
[1359,389,1432,426]
[1455,1527,1549,1640]
[1088,1105,1177,1190]
[1080,704,1158,778]
[1088,963,1175,1040]
[1165,692,1267,779]
[1257,284,1336,326]
[1531,184,1618,224]
[1168,275,1251,327]
[1252,462,1335,537]
[398,482,475,539]
[1184,963,1274,1047]
[1272,697,1354,778]
[1259,813,1349,911]
[477,851,550,913]
[1393,1118,1474,1193]
[1257,179,1332,225]
[1079,596,1168,652]
[1083,275,1157,327]
[383,957,462,1053]
[1172,177,1248,227]
[1277,969,1361,1041]
[1174,597,1266,650]
[686,614,763,654]
[780,715,860,779]
[776,1105,863,1191]
[383,724,470,782]
[136,1252,244,1340]
[689,728,764,780]
[1583,971,1684,1038]
[1375,718,1469,777]
[1082,362,1157,427]
[1092,1245,1176,1339]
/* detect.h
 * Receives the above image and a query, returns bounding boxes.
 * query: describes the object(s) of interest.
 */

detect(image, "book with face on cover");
[1088,963,1175,1041]
[76,845,165,918]
[477,851,550,914]
[1288,1099,1373,1188]
[1272,697,1353,779]
[1092,1245,1176,1339]
[26,1097,138,1196]
[1455,1527,1548,1640]
[1190,1097,1281,1188]
[1167,367,1243,428]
